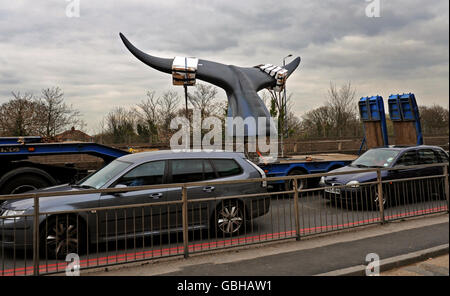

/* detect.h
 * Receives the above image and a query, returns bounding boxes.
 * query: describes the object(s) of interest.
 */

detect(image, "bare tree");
[285,111,302,138]
[36,87,82,137]
[301,106,334,138]
[0,92,40,136]
[187,83,220,118]
[159,90,180,141]
[95,117,107,144]
[419,105,449,135]
[284,97,302,138]
[298,82,361,139]
[97,90,180,144]
[134,90,161,143]
[327,82,358,137]
[105,107,137,144]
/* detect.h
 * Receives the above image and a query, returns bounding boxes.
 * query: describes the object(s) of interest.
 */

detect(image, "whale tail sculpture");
[119,33,301,137]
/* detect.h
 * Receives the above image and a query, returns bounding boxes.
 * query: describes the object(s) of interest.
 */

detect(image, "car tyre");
[40,215,87,260]
[370,187,389,211]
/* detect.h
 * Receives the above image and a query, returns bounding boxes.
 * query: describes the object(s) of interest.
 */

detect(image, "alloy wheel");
[373,191,387,210]
[217,203,244,235]
[45,219,80,259]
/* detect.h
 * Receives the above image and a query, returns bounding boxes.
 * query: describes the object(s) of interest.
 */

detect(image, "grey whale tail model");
[119,33,301,137]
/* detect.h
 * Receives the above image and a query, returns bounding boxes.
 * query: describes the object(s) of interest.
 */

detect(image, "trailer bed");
[258,153,358,188]
[276,153,357,164]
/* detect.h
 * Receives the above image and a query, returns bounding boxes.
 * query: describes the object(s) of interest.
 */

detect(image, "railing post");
[182,185,189,258]
[376,169,385,224]
[293,178,301,241]
[32,194,40,276]
[444,165,449,214]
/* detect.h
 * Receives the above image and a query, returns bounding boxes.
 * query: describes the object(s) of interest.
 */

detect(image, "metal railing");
[0,163,448,276]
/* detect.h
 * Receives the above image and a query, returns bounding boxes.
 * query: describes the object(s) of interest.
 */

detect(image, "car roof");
[372,145,446,152]
[117,150,246,163]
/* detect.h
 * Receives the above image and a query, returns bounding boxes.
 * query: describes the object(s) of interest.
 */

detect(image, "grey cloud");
[0,0,448,130]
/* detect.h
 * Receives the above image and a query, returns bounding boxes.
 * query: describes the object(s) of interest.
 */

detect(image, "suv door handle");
[202,186,215,193]
[149,193,163,199]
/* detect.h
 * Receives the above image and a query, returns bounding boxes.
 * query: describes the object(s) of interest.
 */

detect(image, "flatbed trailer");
[0,135,359,195]
[0,137,129,195]
[258,153,358,190]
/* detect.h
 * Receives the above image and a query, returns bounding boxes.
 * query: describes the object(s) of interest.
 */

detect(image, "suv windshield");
[78,160,131,189]
[351,149,400,168]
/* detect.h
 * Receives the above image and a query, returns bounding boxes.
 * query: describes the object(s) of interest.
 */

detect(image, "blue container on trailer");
[359,97,371,121]
[388,93,423,145]
[388,95,402,121]
[359,96,389,146]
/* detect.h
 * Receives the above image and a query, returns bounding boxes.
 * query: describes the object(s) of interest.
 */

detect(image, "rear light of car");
[245,159,267,188]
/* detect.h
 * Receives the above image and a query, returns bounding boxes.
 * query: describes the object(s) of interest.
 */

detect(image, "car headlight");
[1,210,26,219]
[319,176,326,185]
[346,180,360,188]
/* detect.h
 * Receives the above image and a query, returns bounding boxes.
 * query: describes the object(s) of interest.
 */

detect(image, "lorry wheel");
[285,169,307,192]
[1,174,51,195]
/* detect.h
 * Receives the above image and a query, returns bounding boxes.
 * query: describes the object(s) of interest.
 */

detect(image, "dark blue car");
[320,145,449,210]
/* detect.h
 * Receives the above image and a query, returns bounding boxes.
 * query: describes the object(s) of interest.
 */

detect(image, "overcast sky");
[0,0,448,134]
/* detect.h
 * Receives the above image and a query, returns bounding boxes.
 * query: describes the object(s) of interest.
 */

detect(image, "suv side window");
[395,151,418,166]
[203,160,216,180]
[436,150,449,163]
[116,160,165,187]
[211,159,243,177]
[170,159,217,183]
[418,149,440,164]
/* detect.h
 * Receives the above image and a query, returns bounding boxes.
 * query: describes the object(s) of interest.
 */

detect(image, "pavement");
[83,213,449,276]
[381,254,448,276]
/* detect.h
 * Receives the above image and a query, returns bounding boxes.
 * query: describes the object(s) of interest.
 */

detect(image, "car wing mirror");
[113,184,128,196]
